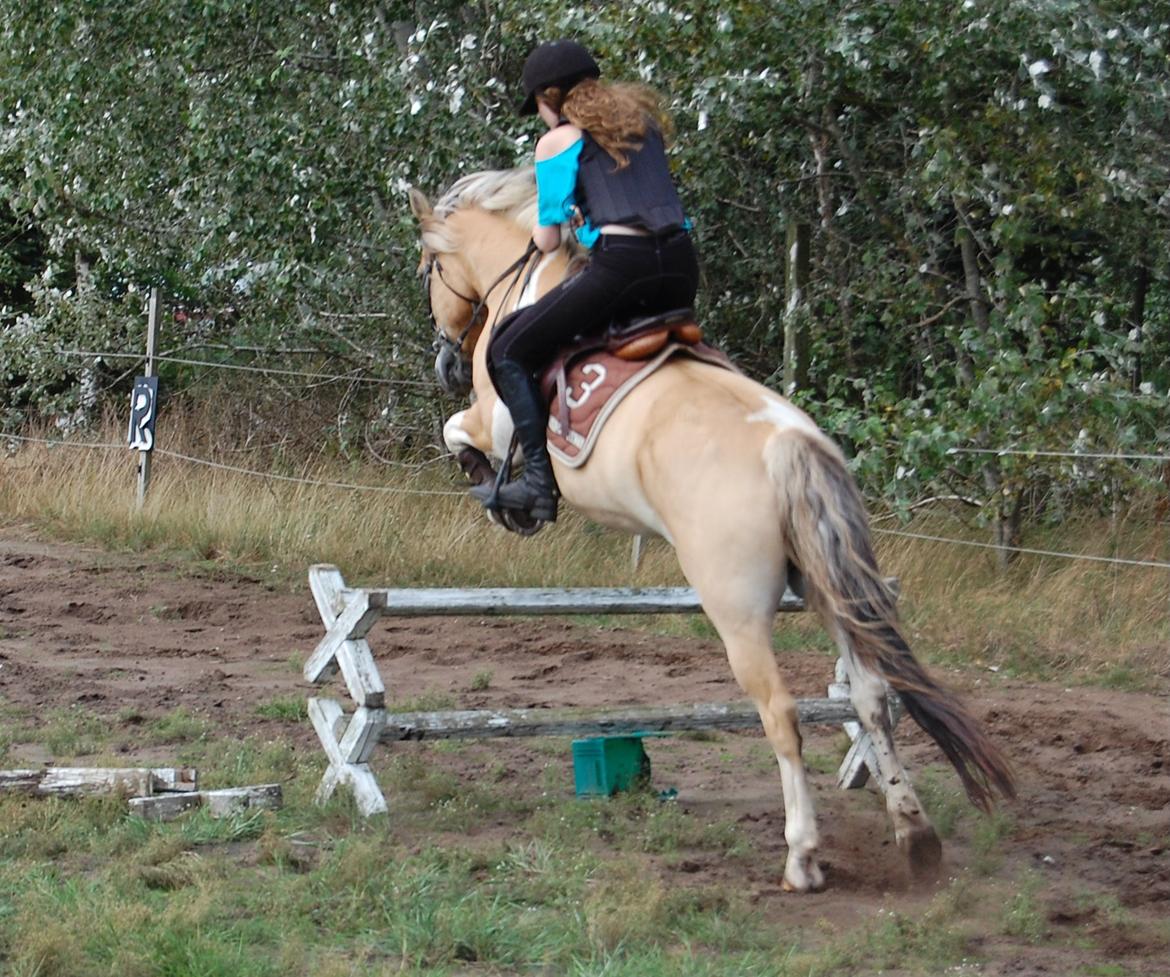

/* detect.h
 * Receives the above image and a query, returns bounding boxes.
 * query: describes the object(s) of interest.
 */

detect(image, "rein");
[426,240,539,357]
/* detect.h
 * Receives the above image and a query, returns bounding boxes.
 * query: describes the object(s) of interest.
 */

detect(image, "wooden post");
[783,222,810,396]
[135,288,161,509]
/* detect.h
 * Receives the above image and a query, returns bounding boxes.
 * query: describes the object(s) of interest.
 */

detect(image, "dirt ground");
[1,528,1167,975]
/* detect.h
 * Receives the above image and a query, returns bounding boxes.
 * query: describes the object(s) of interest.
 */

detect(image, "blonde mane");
[420,164,585,263]
[421,167,539,254]
[435,167,538,223]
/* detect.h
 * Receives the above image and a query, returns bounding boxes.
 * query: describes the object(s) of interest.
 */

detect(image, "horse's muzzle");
[434,344,473,397]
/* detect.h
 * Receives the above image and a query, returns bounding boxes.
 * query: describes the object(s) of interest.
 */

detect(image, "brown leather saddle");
[539,307,701,404]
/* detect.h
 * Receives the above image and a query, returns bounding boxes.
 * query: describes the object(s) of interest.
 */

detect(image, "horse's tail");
[766,430,1015,812]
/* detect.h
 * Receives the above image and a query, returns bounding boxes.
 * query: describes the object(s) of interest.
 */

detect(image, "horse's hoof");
[899,824,943,884]
[781,856,825,893]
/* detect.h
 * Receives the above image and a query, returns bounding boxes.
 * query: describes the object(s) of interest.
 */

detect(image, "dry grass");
[876,509,1169,686]
[2,419,1166,688]
[0,419,683,591]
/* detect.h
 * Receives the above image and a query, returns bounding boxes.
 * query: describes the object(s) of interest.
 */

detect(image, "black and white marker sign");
[127,376,159,452]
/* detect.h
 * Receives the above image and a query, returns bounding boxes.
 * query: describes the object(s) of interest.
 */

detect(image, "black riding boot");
[469,359,559,522]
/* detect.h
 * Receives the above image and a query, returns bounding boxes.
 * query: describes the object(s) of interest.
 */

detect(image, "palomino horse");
[409,168,1014,891]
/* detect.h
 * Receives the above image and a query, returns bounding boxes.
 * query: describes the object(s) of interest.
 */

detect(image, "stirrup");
[468,439,515,512]
[467,436,559,523]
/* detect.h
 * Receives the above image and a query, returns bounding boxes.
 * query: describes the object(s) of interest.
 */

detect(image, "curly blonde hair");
[539,78,673,169]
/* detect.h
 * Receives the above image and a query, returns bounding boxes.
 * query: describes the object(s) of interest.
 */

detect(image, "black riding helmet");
[517,39,601,115]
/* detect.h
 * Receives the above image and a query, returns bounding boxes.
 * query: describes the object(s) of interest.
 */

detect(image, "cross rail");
[302,564,898,816]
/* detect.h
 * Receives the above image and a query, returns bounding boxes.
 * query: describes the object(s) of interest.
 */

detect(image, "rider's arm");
[533,125,584,253]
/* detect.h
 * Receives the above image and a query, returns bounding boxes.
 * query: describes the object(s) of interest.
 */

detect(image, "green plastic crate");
[571,735,652,797]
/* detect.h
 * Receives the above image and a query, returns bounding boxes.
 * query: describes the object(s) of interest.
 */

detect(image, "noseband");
[423,241,539,360]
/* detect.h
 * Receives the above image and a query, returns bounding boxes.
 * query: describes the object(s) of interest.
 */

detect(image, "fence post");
[783,222,810,395]
[133,288,161,509]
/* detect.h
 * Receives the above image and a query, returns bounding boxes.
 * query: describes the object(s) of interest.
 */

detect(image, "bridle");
[424,240,539,360]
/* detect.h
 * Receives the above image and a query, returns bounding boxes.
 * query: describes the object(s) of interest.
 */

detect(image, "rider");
[472,39,699,524]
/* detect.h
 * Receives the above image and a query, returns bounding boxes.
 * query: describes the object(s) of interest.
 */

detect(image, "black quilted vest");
[576,125,686,234]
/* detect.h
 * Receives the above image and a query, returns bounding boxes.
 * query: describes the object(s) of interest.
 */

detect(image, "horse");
[408,167,1014,892]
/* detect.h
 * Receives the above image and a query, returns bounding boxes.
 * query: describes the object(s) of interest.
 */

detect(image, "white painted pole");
[631,534,644,572]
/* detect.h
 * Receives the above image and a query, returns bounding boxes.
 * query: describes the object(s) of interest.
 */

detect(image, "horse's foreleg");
[836,633,942,882]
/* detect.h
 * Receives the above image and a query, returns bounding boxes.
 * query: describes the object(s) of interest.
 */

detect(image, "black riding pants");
[488,230,699,375]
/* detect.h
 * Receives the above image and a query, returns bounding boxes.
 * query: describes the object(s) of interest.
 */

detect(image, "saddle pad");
[547,343,733,468]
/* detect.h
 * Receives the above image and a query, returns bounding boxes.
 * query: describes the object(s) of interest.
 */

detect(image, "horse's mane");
[423,167,538,254]
[435,167,538,223]
[422,165,585,263]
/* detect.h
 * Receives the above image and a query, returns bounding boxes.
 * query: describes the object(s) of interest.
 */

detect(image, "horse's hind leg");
[718,617,823,891]
[836,632,942,882]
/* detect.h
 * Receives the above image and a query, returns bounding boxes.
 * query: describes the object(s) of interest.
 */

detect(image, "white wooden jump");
[303,564,900,816]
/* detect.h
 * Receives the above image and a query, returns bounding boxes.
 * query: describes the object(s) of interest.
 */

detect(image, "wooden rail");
[302,564,897,817]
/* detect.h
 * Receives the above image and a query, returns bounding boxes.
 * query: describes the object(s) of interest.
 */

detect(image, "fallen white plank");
[128,784,283,822]
[0,767,198,797]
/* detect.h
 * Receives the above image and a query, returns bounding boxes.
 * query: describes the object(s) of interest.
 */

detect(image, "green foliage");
[1,0,1167,525]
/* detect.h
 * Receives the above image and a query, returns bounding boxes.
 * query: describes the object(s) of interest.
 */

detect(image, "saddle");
[538,309,734,469]
[539,307,701,406]
[609,308,703,361]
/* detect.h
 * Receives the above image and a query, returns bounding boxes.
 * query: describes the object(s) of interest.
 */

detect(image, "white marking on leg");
[777,752,822,889]
[490,398,516,463]
[443,410,474,454]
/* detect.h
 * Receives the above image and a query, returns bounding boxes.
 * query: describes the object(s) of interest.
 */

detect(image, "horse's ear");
[408,187,432,221]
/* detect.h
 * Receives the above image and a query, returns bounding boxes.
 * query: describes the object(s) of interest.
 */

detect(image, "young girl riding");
[472,39,699,524]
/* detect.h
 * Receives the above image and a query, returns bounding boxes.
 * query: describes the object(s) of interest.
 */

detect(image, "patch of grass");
[115,705,147,725]
[803,737,850,775]
[177,808,274,846]
[633,804,748,857]
[387,690,457,713]
[915,766,968,839]
[196,737,304,793]
[469,669,493,691]
[806,880,978,976]
[0,724,1011,977]
[1096,663,1146,691]
[146,708,212,746]
[528,791,748,859]
[378,751,526,829]
[39,707,110,758]
[255,697,308,721]
[970,810,1016,875]
[1002,874,1047,942]
[771,620,836,655]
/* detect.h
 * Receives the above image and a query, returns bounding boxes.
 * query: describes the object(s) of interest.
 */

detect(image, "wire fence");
[871,528,1170,570]
[2,432,464,496]
[56,348,434,388]
[155,449,464,495]
[948,447,1170,464]
[4,430,1168,569]
[8,338,1170,570]
[48,348,1170,465]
